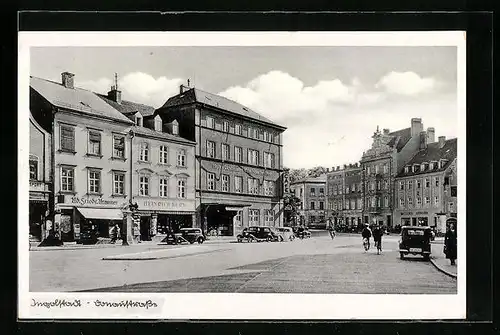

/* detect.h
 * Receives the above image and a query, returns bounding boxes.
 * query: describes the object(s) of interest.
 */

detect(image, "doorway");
[140,216,151,241]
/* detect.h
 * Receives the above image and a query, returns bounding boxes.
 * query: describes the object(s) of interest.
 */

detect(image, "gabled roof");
[160,87,285,130]
[132,125,196,145]
[387,127,412,152]
[97,93,156,117]
[30,76,133,124]
[396,138,457,177]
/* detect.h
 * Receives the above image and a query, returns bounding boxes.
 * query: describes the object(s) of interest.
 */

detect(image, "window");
[88,170,101,194]
[222,121,229,132]
[375,165,379,174]
[60,124,75,152]
[435,177,440,187]
[377,197,381,207]
[113,135,125,158]
[235,124,242,135]
[249,209,260,225]
[383,164,388,174]
[177,179,186,198]
[370,182,375,191]
[135,115,143,127]
[451,186,457,197]
[139,174,150,196]
[420,163,426,171]
[404,166,409,173]
[408,197,413,207]
[234,211,242,226]
[408,180,413,189]
[416,197,422,207]
[399,198,404,208]
[310,188,316,196]
[29,159,38,180]
[434,196,440,206]
[154,118,162,131]
[206,141,216,158]
[358,198,362,209]
[177,149,186,167]
[206,116,214,128]
[265,210,274,225]
[425,196,430,206]
[384,196,389,207]
[416,179,421,188]
[264,152,275,168]
[319,201,324,210]
[221,174,230,192]
[371,197,376,207]
[253,128,260,139]
[235,176,243,193]
[449,202,454,211]
[300,188,303,197]
[207,173,216,191]
[269,133,275,143]
[264,131,272,142]
[310,202,315,210]
[400,181,404,190]
[87,130,101,156]
[234,147,243,163]
[248,149,259,165]
[425,178,430,188]
[139,143,149,162]
[367,167,371,175]
[221,144,230,161]
[172,123,179,135]
[333,202,337,210]
[113,172,125,195]
[248,127,253,138]
[61,167,74,192]
[333,187,337,195]
[376,181,381,190]
[429,162,435,170]
[159,177,168,197]
[264,180,274,196]
[346,186,350,193]
[248,178,259,194]
[320,188,325,196]
[159,145,169,164]
[384,180,389,190]
[413,165,418,173]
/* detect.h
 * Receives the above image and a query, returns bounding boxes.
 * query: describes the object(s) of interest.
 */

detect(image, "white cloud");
[375,71,436,95]
[78,72,184,107]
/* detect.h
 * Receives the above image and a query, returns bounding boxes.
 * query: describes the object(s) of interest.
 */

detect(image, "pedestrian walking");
[361,224,372,251]
[327,217,336,240]
[110,224,119,244]
[444,223,457,265]
[372,224,383,254]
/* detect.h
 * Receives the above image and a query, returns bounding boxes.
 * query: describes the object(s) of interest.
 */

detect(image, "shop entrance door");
[140,216,151,241]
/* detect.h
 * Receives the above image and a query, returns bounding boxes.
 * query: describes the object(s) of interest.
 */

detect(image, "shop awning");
[77,208,123,220]
[225,205,251,211]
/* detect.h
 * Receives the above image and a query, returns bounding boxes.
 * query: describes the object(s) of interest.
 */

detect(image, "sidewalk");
[430,239,457,278]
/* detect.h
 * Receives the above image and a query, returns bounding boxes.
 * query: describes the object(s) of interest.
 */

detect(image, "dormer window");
[420,163,426,171]
[412,165,419,173]
[429,162,436,170]
[154,115,162,132]
[135,115,143,127]
[172,123,179,135]
[439,159,448,168]
[404,166,409,173]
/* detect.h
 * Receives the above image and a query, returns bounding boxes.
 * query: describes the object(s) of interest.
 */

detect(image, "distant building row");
[289,118,457,231]
[29,72,286,243]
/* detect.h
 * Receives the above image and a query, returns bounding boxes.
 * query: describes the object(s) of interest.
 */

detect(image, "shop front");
[200,203,250,237]
[29,180,51,242]
[395,210,432,228]
[55,194,127,243]
[133,197,196,241]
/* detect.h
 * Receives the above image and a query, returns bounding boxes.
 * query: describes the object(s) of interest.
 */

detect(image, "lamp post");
[122,129,135,246]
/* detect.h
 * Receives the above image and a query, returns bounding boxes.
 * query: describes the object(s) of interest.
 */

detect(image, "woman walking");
[444,223,457,265]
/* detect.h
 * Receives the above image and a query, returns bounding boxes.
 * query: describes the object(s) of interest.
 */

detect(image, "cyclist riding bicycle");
[361,224,372,251]
[372,224,383,254]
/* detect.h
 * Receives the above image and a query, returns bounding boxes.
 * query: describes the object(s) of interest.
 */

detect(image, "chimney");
[326,168,330,172]
[336,166,340,171]
[107,85,122,104]
[343,164,347,169]
[383,128,390,135]
[426,127,435,143]
[438,136,446,148]
[61,72,74,89]
[411,118,423,136]
[419,131,427,150]
[180,84,191,94]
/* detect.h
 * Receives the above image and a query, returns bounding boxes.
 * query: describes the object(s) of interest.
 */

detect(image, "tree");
[283,192,302,225]
[307,166,328,177]
[288,168,309,183]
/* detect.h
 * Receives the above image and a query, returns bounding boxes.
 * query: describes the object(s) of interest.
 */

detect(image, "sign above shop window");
[70,196,121,206]
[136,198,195,212]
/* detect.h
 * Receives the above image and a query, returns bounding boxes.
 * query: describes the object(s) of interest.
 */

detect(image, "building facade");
[393,136,457,233]
[30,73,135,242]
[290,174,327,228]
[98,88,197,242]
[326,164,362,227]
[360,118,434,228]
[29,111,52,242]
[156,85,286,236]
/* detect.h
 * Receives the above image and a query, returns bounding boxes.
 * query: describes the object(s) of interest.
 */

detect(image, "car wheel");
[266,236,272,242]
[423,254,430,261]
[400,252,405,260]
[176,238,183,244]
[237,237,242,243]
[197,237,204,244]
[279,236,284,242]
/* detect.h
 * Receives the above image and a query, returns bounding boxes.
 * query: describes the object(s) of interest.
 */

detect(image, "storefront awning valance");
[77,208,123,220]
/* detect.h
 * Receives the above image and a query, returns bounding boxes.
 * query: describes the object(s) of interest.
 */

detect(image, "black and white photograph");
[19,31,466,320]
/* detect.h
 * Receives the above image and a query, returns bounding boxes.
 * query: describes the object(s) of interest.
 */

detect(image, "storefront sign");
[137,198,195,212]
[29,180,47,192]
[70,196,118,206]
[30,192,49,201]
[400,212,413,216]
[415,211,429,215]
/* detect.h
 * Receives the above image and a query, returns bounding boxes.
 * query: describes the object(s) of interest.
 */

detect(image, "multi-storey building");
[360,118,434,228]
[155,85,287,236]
[30,72,135,242]
[290,174,327,228]
[326,164,362,227]
[394,136,457,232]
[29,111,52,242]
[98,87,196,242]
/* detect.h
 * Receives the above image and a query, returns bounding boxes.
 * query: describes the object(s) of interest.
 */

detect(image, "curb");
[430,257,457,279]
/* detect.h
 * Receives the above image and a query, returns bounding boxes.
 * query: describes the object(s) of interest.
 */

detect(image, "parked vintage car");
[398,226,432,260]
[237,226,278,242]
[293,226,311,239]
[272,227,295,242]
[162,228,205,245]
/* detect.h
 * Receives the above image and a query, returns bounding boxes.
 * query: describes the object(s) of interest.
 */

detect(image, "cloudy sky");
[30,46,458,169]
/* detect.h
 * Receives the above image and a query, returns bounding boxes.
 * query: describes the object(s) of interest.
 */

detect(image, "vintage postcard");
[18,31,466,320]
